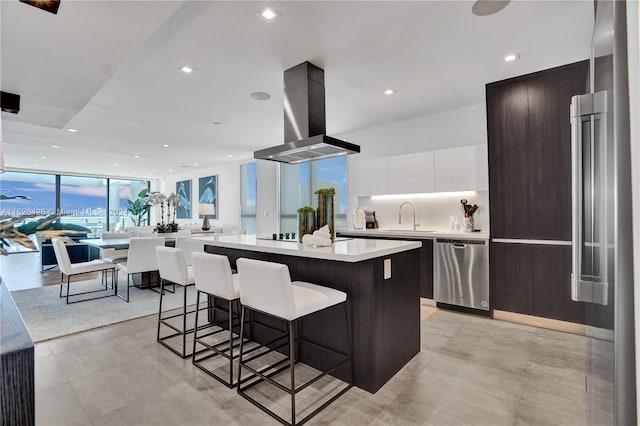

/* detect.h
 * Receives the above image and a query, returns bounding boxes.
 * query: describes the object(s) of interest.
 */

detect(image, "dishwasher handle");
[453,243,467,249]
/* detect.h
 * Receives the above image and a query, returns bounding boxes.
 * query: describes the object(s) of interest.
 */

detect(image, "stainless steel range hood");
[254,61,360,164]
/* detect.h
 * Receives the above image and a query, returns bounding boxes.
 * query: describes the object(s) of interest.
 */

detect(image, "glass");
[109,179,149,230]
[59,176,107,237]
[240,162,257,234]
[280,156,346,232]
[0,171,56,253]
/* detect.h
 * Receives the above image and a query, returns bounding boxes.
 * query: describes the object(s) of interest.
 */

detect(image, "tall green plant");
[126,188,151,226]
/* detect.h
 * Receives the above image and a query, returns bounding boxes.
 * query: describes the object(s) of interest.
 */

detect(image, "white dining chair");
[52,238,117,304]
[100,232,130,263]
[116,237,165,302]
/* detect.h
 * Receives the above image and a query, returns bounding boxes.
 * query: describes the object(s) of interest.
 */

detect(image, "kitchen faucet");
[398,201,420,231]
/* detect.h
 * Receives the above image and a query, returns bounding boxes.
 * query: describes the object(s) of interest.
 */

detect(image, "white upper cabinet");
[348,157,388,196]
[348,144,488,197]
[434,145,488,192]
[387,151,435,194]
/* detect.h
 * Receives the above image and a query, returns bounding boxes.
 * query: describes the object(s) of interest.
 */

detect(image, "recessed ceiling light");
[250,91,271,101]
[51,145,60,148]
[504,53,519,62]
[268,155,274,159]
[258,7,279,21]
[162,144,170,148]
[227,154,233,158]
[113,163,119,166]
[384,89,395,95]
[180,65,194,73]
[32,164,39,167]
[67,128,78,133]
[193,163,199,166]
[168,169,174,172]
[40,156,47,159]
[134,155,140,159]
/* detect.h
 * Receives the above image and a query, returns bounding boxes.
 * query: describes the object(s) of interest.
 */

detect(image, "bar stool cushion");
[237,258,346,321]
[156,246,195,287]
[192,252,239,300]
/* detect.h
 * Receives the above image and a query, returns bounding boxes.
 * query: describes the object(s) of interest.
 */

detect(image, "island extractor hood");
[254,61,360,164]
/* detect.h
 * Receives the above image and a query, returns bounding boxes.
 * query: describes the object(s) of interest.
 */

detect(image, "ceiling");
[1,0,593,179]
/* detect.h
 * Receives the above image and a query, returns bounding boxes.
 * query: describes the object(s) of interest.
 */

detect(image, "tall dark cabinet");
[487,60,588,324]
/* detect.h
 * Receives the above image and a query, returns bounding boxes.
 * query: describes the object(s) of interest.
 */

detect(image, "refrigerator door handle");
[570,91,608,304]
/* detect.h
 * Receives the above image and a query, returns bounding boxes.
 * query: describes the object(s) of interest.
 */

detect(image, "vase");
[463,216,474,232]
[316,194,335,242]
[297,211,316,243]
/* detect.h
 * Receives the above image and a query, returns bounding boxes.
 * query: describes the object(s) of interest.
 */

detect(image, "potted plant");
[297,206,316,243]
[126,188,151,227]
[315,187,336,242]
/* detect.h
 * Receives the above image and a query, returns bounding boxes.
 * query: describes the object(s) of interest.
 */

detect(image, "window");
[109,179,150,229]
[279,156,347,232]
[59,176,108,237]
[0,171,57,252]
[240,162,257,234]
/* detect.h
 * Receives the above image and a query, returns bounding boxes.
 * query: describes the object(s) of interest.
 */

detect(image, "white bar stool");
[156,246,196,358]
[191,252,250,387]
[235,257,353,426]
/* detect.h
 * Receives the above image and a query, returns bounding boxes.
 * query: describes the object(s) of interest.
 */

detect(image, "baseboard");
[420,298,436,307]
[492,310,585,335]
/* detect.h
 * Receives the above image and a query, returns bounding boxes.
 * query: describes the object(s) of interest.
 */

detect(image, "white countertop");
[337,228,490,240]
[192,234,422,263]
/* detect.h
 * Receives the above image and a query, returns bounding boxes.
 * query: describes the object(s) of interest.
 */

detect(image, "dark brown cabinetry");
[487,60,588,324]
[487,60,588,240]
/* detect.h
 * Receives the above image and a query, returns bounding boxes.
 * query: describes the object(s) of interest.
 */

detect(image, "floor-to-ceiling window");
[109,179,150,230]
[0,171,57,252]
[1,171,149,241]
[59,176,108,237]
[279,156,347,233]
[240,162,257,234]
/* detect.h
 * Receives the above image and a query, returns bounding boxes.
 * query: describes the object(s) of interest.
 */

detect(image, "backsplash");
[346,191,490,232]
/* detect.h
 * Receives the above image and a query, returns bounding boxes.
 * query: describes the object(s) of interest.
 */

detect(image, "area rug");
[11,280,196,343]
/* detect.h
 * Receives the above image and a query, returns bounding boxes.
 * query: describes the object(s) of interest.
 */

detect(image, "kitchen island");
[193,235,422,393]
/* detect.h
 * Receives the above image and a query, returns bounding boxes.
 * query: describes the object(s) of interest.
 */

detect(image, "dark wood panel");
[527,61,588,240]
[372,250,421,388]
[420,239,434,298]
[486,80,532,239]
[530,245,585,323]
[0,281,35,426]
[489,243,533,314]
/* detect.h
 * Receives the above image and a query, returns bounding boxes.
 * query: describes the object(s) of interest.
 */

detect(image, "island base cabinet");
[204,245,421,394]
[490,242,585,324]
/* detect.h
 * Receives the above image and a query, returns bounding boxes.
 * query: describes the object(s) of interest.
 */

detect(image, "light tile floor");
[34,309,614,426]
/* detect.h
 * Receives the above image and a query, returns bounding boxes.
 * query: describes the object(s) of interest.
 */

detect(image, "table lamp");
[198,204,215,231]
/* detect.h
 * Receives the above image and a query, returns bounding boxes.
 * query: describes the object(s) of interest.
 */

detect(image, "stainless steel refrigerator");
[570,1,635,424]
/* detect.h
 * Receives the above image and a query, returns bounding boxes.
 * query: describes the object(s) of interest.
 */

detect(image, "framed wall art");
[198,175,218,219]
[175,179,191,219]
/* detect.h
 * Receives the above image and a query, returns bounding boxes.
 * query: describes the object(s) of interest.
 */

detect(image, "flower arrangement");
[145,191,181,233]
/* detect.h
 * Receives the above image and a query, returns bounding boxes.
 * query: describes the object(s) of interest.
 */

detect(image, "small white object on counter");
[302,234,332,247]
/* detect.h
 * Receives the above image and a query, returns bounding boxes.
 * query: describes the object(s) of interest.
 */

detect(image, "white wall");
[160,163,241,231]
[336,103,487,159]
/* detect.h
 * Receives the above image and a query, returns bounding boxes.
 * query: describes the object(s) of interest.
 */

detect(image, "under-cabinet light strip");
[370,191,477,200]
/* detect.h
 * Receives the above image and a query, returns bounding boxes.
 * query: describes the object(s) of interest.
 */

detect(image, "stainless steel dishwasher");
[434,238,489,311]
